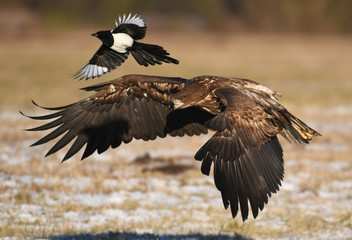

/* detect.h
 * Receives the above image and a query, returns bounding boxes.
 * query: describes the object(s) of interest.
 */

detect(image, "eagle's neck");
[197,93,223,114]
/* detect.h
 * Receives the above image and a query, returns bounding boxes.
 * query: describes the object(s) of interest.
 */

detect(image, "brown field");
[0,31,351,239]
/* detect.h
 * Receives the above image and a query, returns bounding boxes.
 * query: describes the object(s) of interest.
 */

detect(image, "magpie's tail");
[130,42,179,67]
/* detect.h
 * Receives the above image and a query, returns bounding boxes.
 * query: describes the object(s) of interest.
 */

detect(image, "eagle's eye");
[180,97,185,101]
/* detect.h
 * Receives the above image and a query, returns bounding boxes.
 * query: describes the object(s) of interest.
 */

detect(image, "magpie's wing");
[112,13,146,40]
[130,42,179,67]
[22,75,208,161]
[74,45,129,80]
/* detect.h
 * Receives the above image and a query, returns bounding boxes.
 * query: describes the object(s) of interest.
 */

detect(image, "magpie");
[74,13,179,80]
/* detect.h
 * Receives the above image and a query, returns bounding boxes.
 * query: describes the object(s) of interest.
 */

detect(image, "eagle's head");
[168,95,190,110]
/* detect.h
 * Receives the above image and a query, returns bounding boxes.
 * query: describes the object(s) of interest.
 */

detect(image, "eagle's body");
[22,74,319,221]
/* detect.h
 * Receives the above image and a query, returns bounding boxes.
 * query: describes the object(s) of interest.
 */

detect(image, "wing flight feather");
[24,75,208,161]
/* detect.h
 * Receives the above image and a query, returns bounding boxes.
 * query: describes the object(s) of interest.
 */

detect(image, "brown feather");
[172,75,319,220]
[23,74,319,221]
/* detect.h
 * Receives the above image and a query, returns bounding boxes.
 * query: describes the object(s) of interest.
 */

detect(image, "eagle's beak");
[168,99,184,110]
[168,100,175,110]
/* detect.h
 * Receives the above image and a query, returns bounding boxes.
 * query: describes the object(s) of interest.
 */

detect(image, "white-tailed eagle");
[21,74,320,221]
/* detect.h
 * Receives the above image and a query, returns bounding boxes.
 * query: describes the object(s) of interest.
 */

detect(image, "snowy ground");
[0,105,351,239]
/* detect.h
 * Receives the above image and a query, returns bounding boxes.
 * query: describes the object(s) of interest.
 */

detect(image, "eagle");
[74,13,179,80]
[21,74,320,221]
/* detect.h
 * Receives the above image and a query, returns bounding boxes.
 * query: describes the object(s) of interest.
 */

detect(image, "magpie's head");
[92,31,113,47]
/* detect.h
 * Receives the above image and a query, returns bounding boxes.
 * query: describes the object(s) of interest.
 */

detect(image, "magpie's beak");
[91,33,98,37]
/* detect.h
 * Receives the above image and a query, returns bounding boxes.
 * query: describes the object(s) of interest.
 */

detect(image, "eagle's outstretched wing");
[21,75,209,161]
[187,80,320,221]
[193,87,283,221]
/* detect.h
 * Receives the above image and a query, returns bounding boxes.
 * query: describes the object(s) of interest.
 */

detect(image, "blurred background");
[2,0,352,34]
[1,0,351,108]
[1,0,351,239]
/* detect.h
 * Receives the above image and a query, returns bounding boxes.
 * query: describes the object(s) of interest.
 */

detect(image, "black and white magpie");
[74,13,179,80]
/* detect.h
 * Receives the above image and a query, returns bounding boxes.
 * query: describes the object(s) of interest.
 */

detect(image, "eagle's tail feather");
[280,110,321,143]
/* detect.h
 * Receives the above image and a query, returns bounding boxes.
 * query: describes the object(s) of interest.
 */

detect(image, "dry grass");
[0,31,351,239]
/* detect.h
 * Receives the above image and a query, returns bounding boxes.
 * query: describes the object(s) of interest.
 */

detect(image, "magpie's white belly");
[111,33,134,53]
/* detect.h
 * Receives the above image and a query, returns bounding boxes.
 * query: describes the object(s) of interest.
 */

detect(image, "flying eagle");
[22,74,320,221]
[74,13,179,80]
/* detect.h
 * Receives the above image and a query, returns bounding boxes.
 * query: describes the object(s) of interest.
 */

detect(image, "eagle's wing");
[74,45,129,80]
[22,75,208,161]
[112,13,146,40]
[195,87,284,221]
